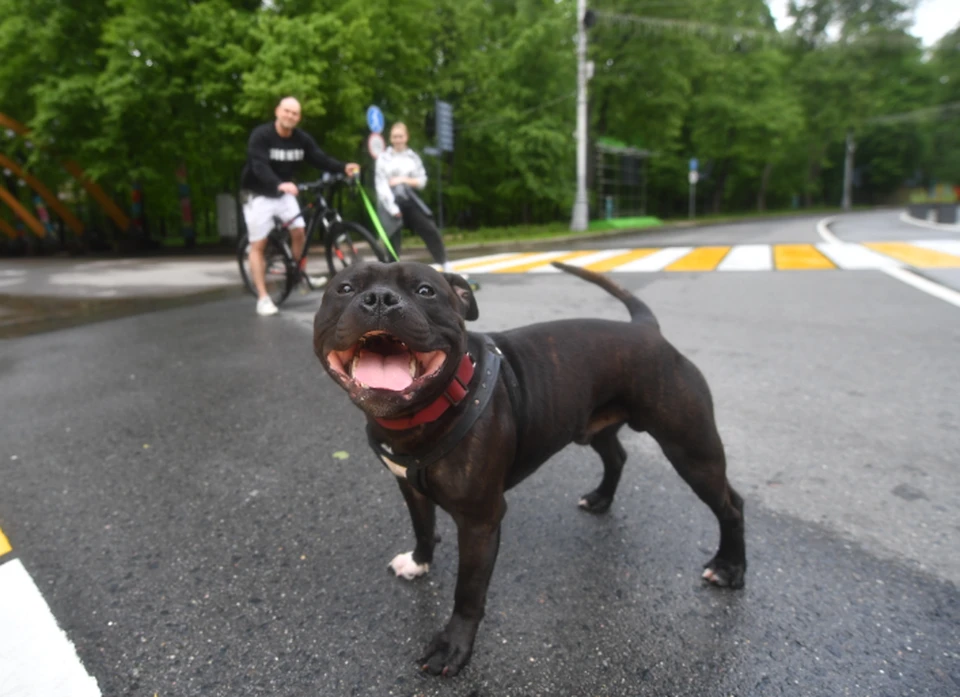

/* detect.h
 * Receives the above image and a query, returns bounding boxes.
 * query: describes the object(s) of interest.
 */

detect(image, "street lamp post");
[570,0,590,232]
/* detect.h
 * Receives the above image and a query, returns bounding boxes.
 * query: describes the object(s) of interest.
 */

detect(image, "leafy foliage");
[0,0,957,248]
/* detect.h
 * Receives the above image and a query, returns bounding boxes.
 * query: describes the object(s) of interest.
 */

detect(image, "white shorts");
[242,193,304,242]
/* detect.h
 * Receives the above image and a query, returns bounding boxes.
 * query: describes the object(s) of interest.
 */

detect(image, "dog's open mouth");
[327,331,446,392]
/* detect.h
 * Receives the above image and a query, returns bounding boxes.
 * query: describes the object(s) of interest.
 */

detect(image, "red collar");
[375,353,475,430]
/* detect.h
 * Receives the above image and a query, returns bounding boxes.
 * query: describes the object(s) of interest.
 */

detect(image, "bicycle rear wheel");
[237,232,296,306]
[325,221,388,277]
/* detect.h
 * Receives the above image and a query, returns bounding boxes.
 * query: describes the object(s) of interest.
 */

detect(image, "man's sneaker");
[307,274,328,289]
[256,296,279,316]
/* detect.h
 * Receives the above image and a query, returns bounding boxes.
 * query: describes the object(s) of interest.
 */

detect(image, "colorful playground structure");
[0,112,130,243]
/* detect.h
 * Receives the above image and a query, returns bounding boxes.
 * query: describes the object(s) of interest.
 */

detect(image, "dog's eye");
[416,284,436,297]
[337,282,354,294]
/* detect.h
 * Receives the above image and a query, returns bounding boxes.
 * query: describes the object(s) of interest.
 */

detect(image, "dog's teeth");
[409,355,417,378]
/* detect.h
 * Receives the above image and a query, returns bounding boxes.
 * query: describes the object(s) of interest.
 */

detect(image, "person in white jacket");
[375,122,454,272]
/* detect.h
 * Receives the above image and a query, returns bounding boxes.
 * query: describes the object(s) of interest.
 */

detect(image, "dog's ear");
[443,273,479,321]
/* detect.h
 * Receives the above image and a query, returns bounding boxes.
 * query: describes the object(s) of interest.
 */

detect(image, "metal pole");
[570,0,589,231]
[689,181,696,219]
[842,130,855,211]
[437,156,443,232]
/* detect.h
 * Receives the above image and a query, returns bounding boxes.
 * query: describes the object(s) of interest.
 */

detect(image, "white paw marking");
[578,497,589,508]
[389,552,430,580]
[702,568,728,586]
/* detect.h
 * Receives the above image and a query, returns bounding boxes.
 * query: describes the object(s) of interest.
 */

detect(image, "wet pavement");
[2,255,958,696]
[0,288,243,339]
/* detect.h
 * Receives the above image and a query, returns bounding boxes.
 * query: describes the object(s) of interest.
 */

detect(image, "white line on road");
[716,244,773,271]
[817,216,960,309]
[816,242,902,270]
[880,266,960,308]
[529,249,631,272]
[913,239,960,257]
[0,559,102,697]
[614,247,693,272]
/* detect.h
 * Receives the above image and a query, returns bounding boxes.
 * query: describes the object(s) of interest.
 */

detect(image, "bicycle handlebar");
[298,172,359,192]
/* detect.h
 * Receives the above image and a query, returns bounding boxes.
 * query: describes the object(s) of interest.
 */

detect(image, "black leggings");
[389,200,447,266]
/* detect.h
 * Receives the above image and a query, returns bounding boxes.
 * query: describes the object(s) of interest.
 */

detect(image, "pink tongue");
[354,351,413,390]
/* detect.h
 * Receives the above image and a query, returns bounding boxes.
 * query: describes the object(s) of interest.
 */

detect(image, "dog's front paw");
[389,552,430,580]
[702,555,746,589]
[420,622,476,677]
[578,489,614,514]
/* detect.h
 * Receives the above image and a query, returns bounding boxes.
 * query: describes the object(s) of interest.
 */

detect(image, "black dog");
[313,261,745,677]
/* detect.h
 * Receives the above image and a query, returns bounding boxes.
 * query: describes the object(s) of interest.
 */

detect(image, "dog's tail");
[551,261,659,327]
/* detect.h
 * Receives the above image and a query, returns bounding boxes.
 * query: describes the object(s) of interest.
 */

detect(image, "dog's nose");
[361,286,402,313]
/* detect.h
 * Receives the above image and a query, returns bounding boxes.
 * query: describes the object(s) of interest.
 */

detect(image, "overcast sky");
[768,0,960,47]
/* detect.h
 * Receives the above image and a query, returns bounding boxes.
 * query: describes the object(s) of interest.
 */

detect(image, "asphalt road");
[1,212,958,696]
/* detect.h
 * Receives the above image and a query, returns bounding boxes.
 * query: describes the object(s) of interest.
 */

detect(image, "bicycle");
[237,173,389,307]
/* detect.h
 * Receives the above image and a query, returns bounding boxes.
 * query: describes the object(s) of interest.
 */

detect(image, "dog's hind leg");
[655,437,746,589]
[579,425,628,514]
[389,478,438,580]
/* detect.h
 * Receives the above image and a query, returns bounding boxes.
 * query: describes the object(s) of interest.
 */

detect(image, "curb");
[898,210,960,233]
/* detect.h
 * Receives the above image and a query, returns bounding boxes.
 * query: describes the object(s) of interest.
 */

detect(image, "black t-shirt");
[240,122,346,197]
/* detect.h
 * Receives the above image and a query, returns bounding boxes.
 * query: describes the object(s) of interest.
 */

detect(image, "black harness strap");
[367,335,506,495]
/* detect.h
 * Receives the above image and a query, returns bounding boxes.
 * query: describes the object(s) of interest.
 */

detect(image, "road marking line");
[913,240,960,256]
[615,247,693,272]
[452,252,528,271]
[0,559,102,696]
[717,244,773,271]
[774,244,837,270]
[529,249,629,272]
[665,246,730,272]
[816,216,841,244]
[817,216,960,309]
[816,242,902,270]
[461,251,567,274]
[582,248,659,272]
[494,249,595,273]
[863,242,960,268]
[881,267,960,308]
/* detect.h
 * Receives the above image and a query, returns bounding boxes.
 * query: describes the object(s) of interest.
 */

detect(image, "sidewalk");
[0,257,247,338]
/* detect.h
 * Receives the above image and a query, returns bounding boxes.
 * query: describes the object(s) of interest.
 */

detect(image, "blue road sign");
[366,106,384,134]
[689,158,699,172]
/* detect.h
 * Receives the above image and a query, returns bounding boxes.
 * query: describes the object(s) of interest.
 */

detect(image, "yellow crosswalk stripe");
[665,246,731,271]
[492,250,596,273]
[863,242,960,268]
[774,244,836,270]
[453,252,530,271]
[0,527,11,557]
[583,248,658,272]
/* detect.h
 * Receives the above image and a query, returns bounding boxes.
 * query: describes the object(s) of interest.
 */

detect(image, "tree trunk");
[757,162,773,211]
[711,160,729,214]
[805,144,825,208]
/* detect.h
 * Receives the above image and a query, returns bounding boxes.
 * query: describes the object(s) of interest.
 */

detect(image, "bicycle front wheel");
[325,222,388,277]
[238,233,296,306]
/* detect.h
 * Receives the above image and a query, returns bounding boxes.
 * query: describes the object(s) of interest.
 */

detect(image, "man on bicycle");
[240,96,360,316]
